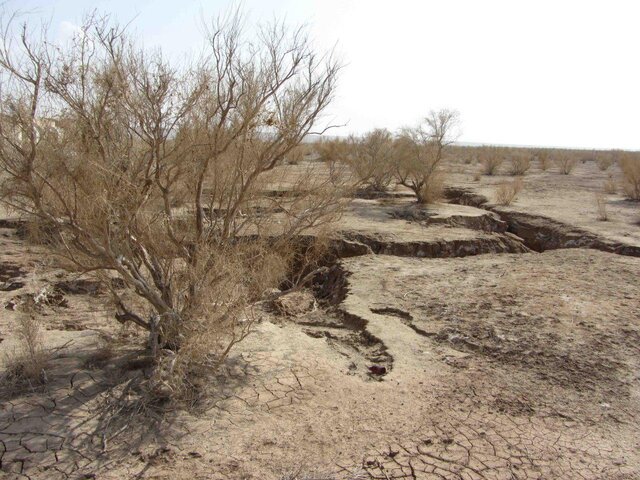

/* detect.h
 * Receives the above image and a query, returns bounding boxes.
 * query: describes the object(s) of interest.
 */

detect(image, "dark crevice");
[370,307,413,320]
[297,263,394,378]
[444,187,640,257]
[370,307,436,338]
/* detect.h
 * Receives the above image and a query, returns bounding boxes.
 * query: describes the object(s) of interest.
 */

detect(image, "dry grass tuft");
[2,306,48,388]
[603,175,617,194]
[495,178,523,206]
[595,193,608,221]
[285,145,305,165]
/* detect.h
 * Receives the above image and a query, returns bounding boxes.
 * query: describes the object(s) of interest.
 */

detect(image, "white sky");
[14,0,640,149]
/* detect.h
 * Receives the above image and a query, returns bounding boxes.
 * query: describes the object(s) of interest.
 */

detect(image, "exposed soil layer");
[445,187,640,256]
[498,209,640,255]
[338,230,529,258]
[331,199,531,259]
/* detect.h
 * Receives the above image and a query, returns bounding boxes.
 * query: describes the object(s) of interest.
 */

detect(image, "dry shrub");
[348,128,395,192]
[146,243,292,399]
[394,109,459,204]
[479,148,503,175]
[285,145,305,165]
[620,155,640,200]
[535,149,550,171]
[555,153,578,174]
[297,142,316,159]
[597,153,615,171]
[315,138,348,163]
[595,193,608,221]
[472,171,481,182]
[603,175,617,194]
[509,154,531,175]
[495,178,523,206]
[0,9,345,400]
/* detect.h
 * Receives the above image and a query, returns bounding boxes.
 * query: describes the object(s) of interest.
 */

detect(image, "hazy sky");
[13,0,640,149]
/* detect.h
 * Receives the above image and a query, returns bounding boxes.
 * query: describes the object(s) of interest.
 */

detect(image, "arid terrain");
[0,156,638,480]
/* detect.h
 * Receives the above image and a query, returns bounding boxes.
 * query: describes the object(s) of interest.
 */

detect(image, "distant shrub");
[349,129,395,192]
[620,156,640,200]
[480,148,503,175]
[555,154,578,174]
[509,155,531,175]
[494,178,523,206]
[286,145,305,165]
[597,154,615,171]
[534,149,550,171]
[315,138,349,163]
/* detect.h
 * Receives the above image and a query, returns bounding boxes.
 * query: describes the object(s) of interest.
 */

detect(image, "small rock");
[273,290,316,316]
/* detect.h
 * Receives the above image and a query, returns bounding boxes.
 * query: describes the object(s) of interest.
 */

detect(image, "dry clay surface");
[340,250,640,479]
[0,184,639,479]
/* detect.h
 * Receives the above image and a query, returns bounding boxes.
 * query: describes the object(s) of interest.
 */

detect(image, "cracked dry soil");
[0,184,639,479]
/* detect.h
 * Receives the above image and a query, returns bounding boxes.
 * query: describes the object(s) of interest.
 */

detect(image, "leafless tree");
[394,109,459,204]
[0,9,344,397]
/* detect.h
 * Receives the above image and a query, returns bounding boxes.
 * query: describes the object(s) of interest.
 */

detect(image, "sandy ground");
[0,160,639,479]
